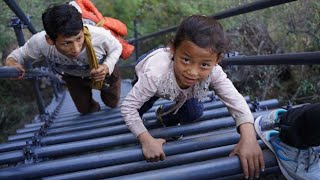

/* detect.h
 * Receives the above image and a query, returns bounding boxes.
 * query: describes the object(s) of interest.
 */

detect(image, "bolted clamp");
[32,132,41,147]
[23,140,35,163]
[252,97,261,112]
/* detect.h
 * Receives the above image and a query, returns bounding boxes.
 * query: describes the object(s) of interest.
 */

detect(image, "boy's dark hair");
[173,15,228,60]
[42,4,83,42]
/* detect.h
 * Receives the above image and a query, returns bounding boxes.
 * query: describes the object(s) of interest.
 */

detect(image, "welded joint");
[9,16,28,29]
[39,112,51,122]
[50,111,58,119]
[38,125,48,136]
[252,97,261,112]
[32,132,42,147]
[23,140,35,164]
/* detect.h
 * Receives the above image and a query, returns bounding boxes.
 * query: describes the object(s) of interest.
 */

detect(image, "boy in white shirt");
[5,4,122,114]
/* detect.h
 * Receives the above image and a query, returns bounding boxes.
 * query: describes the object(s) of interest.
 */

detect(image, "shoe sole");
[254,115,294,180]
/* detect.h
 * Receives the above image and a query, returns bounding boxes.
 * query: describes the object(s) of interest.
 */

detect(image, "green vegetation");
[0,0,319,145]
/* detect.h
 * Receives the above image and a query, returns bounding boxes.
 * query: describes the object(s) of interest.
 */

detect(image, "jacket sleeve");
[120,73,158,137]
[100,29,122,75]
[6,32,46,65]
[210,65,254,128]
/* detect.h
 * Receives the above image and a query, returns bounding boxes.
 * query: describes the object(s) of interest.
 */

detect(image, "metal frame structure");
[0,0,318,179]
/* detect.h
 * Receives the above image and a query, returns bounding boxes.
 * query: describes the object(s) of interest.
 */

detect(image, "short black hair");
[42,4,83,42]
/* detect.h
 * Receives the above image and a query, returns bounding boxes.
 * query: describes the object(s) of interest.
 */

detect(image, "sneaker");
[255,109,287,131]
[156,105,183,140]
[255,120,320,180]
[169,123,184,141]
[156,105,166,127]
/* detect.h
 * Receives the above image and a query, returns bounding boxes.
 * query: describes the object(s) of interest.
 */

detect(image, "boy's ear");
[45,35,54,45]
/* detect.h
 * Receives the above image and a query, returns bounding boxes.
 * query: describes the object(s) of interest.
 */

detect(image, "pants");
[138,96,204,126]
[160,98,204,126]
[62,65,121,114]
[279,103,320,149]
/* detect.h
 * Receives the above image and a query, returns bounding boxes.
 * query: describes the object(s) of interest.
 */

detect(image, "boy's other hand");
[90,64,109,82]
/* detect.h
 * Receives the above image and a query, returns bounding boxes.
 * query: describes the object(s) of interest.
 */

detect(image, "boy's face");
[46,31,85,59]
[172,40,219,89]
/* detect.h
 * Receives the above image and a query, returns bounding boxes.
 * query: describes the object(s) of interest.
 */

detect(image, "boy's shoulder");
[26,31,49,49]
[30,31,47,41]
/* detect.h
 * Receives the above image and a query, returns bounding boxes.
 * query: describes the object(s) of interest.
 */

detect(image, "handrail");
[3,0,37,35]
[128,0,296,44]
[211,0,296,19]
[0,66,21,78]
[0,66,62,82]
[221,51,320,66]
[118,51,320,69]
[0,0,316,179]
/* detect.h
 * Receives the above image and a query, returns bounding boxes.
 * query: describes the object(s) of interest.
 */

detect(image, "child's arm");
[210,65,264,179]
[5,58,25,80]
[99,28,122,76]
[210,65,254,127]
[230,123,264,179]
[5,32,46,79]
[6,31,47,66]
[120,73,166,162]
[138,131,166,162]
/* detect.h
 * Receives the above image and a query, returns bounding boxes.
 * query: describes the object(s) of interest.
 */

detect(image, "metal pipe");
[212,0,296,19]
[12,22,26,46]
[213,166,281,180]
[42,140,267,180]
[0,131,251,178]
[15,96,233,130]
[3,0,37,34]
[24,61,46,115]
[0,110,272,165]
[0,141,26,153]
[128,0,295,44]
[0,67,22,78]
[221,51,320,66]
[108,150,277,180]
[0,67,62,84]
[7,99,278,146]
[14,96,250,135]
[1,100,278,154]
[0,150,25,165]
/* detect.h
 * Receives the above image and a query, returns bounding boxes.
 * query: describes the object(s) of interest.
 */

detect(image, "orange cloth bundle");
[75,0,134,59]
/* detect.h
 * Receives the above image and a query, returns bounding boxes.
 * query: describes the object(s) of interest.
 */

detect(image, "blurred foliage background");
[0,0,319,148]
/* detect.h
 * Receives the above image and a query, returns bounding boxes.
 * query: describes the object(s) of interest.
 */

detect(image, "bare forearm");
[137,131,154,144]
[239,123,256,141]
[4,57,25,79]
[5,57,19,66]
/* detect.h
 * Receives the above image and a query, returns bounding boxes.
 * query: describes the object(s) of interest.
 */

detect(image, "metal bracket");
[23,140,35,164]
[252,97,261,112]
